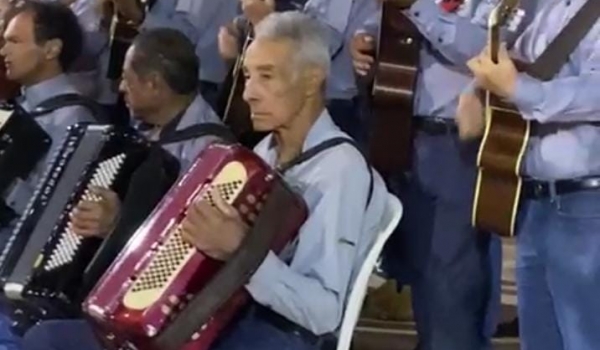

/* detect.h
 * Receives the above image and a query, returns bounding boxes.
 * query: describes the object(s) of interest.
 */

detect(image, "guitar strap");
[526,0,600,81]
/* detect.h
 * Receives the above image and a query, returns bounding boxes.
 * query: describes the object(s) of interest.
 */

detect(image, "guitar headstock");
[488,0,521,62]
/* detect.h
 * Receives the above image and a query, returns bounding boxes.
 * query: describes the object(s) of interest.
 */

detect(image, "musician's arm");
[510,68,600,123]
[404,0,495,67]
[246,156,371,335]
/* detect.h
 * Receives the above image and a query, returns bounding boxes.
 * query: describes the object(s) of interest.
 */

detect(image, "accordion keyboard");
[44,153,127,272]
[122,161,247,311]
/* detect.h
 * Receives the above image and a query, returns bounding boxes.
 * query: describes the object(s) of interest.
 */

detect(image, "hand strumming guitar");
[456,90,485,140]
[241,0,275,27]
[351,33,376,76]
[467,44,518,99]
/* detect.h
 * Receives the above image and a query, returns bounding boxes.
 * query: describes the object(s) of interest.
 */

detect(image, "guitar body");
[369,3,421,177]
[473,95,530,236]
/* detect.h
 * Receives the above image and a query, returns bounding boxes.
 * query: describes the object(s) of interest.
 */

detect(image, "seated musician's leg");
[0,313,20,350]
[21,320,102,350]
[211,307,322,350]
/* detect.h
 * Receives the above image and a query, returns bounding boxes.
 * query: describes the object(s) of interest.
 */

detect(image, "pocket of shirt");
[556,190,600,219]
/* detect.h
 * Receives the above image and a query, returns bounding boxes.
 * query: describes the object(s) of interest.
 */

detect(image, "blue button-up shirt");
[14,74,96,207]
[304,0,354,100]
[401,0,533,118]
[141,94,225,172]
[245,110,388,334]
[507,0,600,180]
[175,0,239,84]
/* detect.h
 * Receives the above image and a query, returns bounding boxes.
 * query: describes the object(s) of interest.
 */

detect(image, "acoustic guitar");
[369,2,421,178]
[472,0,528,237]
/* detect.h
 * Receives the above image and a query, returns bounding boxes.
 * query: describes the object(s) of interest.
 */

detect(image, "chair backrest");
[336,193,403,350]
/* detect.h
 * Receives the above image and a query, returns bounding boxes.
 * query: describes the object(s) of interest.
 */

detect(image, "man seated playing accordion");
[0,24,231,348]
[68,27,231,239]
[0,1,96,232]
[20,12,387,350]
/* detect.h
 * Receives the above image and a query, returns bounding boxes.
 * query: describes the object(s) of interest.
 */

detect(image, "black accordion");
[0,123,180,330]
[0,104,51,226]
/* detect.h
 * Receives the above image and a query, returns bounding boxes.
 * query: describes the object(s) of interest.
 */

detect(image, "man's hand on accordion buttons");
[181,188,248,261]
[69,187,121,238]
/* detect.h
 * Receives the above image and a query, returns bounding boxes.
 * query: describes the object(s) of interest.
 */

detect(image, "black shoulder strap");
[159,123,236,146]
[30,93,108,124]
[278,137,374,207]
[527,0,600,81]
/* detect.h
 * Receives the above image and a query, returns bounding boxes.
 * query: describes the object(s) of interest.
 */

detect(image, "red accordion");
[83,143,308,350]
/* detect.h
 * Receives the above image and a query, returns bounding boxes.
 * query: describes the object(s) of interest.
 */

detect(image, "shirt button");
[413,11,420,17]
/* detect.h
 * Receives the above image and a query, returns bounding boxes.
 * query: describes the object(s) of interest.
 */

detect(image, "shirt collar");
[268,108,339,152]
[22,74,76,110]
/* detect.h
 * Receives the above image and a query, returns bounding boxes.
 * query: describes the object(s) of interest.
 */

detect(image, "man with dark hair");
[0,27,231,350]
[1,0,96,182]
[0,1,97,348]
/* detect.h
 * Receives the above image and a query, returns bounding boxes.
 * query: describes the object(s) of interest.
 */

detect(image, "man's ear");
[304,65,326,98]
[44,38,62,61]
[146,71,165,95]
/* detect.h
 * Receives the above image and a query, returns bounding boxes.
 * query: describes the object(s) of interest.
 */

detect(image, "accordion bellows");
[84,143,308,350]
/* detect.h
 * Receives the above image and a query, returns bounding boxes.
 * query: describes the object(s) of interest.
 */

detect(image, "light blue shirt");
[175,0,240,84]
[506,0,600,180]
[401,0,533,118]
[303,0,354,100]
[148,94,225,172]
[141,0,199,51]
[14,74,96,207]
[245,110,388,334]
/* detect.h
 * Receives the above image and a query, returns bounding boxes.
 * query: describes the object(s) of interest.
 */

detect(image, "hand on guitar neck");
[219,23,242,61]
[111,0,145,25]
[351,33,376,77]
[241,0,275,27]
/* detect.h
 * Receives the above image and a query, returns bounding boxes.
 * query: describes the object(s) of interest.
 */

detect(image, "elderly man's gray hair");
[254,11,331,74]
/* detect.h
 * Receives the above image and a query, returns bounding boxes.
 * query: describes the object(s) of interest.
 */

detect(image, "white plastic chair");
[336,193,403,350]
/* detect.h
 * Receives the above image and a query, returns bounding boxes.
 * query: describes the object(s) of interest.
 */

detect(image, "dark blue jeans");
[21,311,324,350]
[516,189,600,350]
[383,130,500,350]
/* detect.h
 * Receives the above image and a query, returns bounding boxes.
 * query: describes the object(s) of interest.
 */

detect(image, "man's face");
[119,46,161,120]
[1,12,50,84]
[242,38,308,132]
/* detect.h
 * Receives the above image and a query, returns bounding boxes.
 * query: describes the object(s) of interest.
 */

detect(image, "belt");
[522,176,600,199]
[413,117,458,135]
[253,304,324,345]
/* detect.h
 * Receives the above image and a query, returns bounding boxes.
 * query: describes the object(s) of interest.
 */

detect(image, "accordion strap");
[29,93,109,124]
[526,0,600,81]
[278,137,374,207]
[158,123,236,145]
